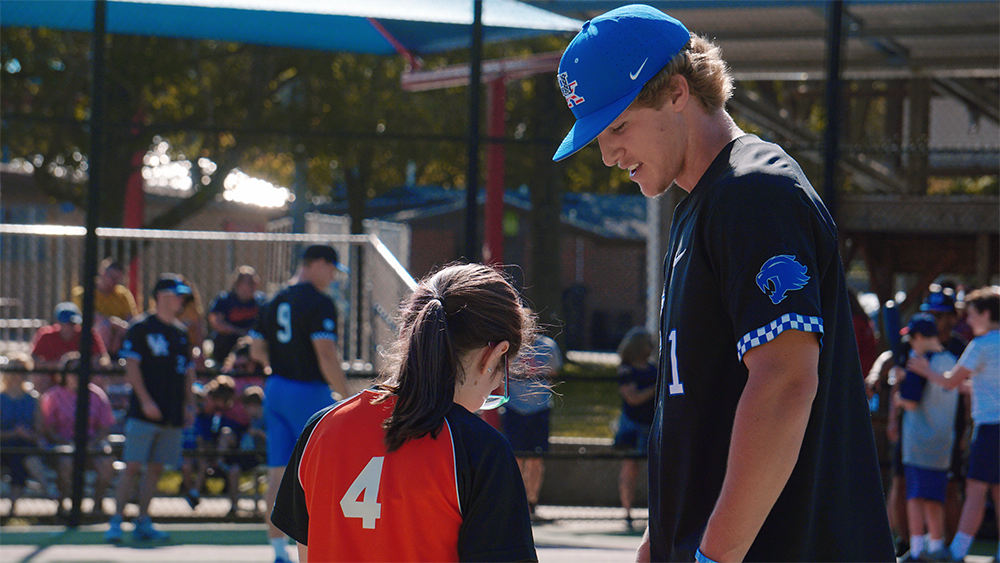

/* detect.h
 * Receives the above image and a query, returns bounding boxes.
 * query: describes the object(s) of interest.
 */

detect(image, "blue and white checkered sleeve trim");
[248,330,263,340]
[737,313,824,360]
[311,332,338,342]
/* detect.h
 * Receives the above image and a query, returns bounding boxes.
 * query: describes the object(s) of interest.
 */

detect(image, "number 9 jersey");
[271,389,537,562]
[251,283,338,382]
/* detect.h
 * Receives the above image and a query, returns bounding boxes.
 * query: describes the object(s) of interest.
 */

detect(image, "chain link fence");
[0,224,653,524]
[0,223,415,371]
[0,223,421,524]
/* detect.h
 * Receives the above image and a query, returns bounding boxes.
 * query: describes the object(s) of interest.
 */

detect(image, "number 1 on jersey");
[340,456,384,529]
[667,329,684,395]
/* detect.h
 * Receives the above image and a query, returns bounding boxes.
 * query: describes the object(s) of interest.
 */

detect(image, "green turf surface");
[0,524,268,546]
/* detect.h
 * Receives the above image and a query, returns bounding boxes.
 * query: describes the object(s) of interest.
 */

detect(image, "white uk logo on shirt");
[146,333,169,356]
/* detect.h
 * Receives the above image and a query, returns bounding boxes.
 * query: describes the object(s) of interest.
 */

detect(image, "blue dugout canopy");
[0,0,582,55]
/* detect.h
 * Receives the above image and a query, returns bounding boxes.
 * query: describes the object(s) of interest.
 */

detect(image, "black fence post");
[464,0,483,262]
[71,0,108,528]
[823,0,844,222]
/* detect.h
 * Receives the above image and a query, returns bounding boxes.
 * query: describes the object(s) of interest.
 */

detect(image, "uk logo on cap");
[558,72,585,108]
[552,4,690,161]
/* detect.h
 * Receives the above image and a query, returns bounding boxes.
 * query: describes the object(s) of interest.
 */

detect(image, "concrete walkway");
[2,511,996,563]
[0,507,646,563]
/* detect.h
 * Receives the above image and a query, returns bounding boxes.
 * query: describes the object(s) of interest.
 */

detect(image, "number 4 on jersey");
[340,456,384,529]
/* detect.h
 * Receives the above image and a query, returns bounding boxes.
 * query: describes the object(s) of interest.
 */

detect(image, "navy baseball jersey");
[650,135,894,561]
[272,389,537,562]
[618,363,657,425]
[209,289,266,359]
[120,313,192,427]
[250,283,338,383]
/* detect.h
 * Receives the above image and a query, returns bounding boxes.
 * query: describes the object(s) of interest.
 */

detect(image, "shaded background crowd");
[1,258,997,561]
[1,260,270,519]
[0,256,661,528]
[863,283,1000,561]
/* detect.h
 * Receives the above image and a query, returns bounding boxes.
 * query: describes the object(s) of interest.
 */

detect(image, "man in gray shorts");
[107,275,196,542]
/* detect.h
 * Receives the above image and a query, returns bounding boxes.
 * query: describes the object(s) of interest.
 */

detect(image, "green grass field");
[548,361,621,439]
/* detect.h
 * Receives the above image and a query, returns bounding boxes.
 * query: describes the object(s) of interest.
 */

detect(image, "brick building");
[322,186,649,350]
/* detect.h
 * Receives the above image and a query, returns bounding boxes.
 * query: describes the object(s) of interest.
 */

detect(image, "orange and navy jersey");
[271,389,536,562]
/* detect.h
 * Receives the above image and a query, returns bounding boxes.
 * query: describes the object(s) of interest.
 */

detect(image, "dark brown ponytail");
[377,263,535,452]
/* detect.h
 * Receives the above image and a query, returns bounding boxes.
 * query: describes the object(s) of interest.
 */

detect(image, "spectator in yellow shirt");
[72,258,138,358]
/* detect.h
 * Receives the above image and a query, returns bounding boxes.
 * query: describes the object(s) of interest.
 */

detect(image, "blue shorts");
[501,408,550,454]
[904,465,948,502]
[967,423,999,484]
[264,376,336,467]
[613,414,651,455]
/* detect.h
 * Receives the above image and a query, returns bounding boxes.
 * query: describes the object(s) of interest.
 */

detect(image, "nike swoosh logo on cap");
[630,58,648,80]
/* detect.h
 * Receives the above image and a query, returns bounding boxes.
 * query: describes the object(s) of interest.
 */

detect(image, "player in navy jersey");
[208,266,266,362]
[250,244,350,563]
[107,274,195,543]
[272,263,537,562]
[553,5,894,562]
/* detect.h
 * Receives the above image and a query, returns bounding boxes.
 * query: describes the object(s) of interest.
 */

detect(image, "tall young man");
[251,244,350,563]
[553,5,894,561]
[107,274,195,543]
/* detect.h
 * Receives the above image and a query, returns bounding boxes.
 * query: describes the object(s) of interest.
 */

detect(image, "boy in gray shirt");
[898,313,959,561]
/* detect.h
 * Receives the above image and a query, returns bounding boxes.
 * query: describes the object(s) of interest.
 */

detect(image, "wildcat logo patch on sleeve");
[756,254,810,305]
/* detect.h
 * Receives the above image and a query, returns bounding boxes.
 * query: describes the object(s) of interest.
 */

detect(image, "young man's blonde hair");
[634,35,733,112]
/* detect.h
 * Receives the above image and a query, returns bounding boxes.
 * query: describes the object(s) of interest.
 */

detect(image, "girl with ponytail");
[272,263,538,562]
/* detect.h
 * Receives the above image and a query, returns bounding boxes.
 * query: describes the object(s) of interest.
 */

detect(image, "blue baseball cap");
[152,274,192,297]
[54,302,82,324]
[302,244,349,273]
[904,313,939,338]
[553,4,690,162]
[920,291,956,314]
